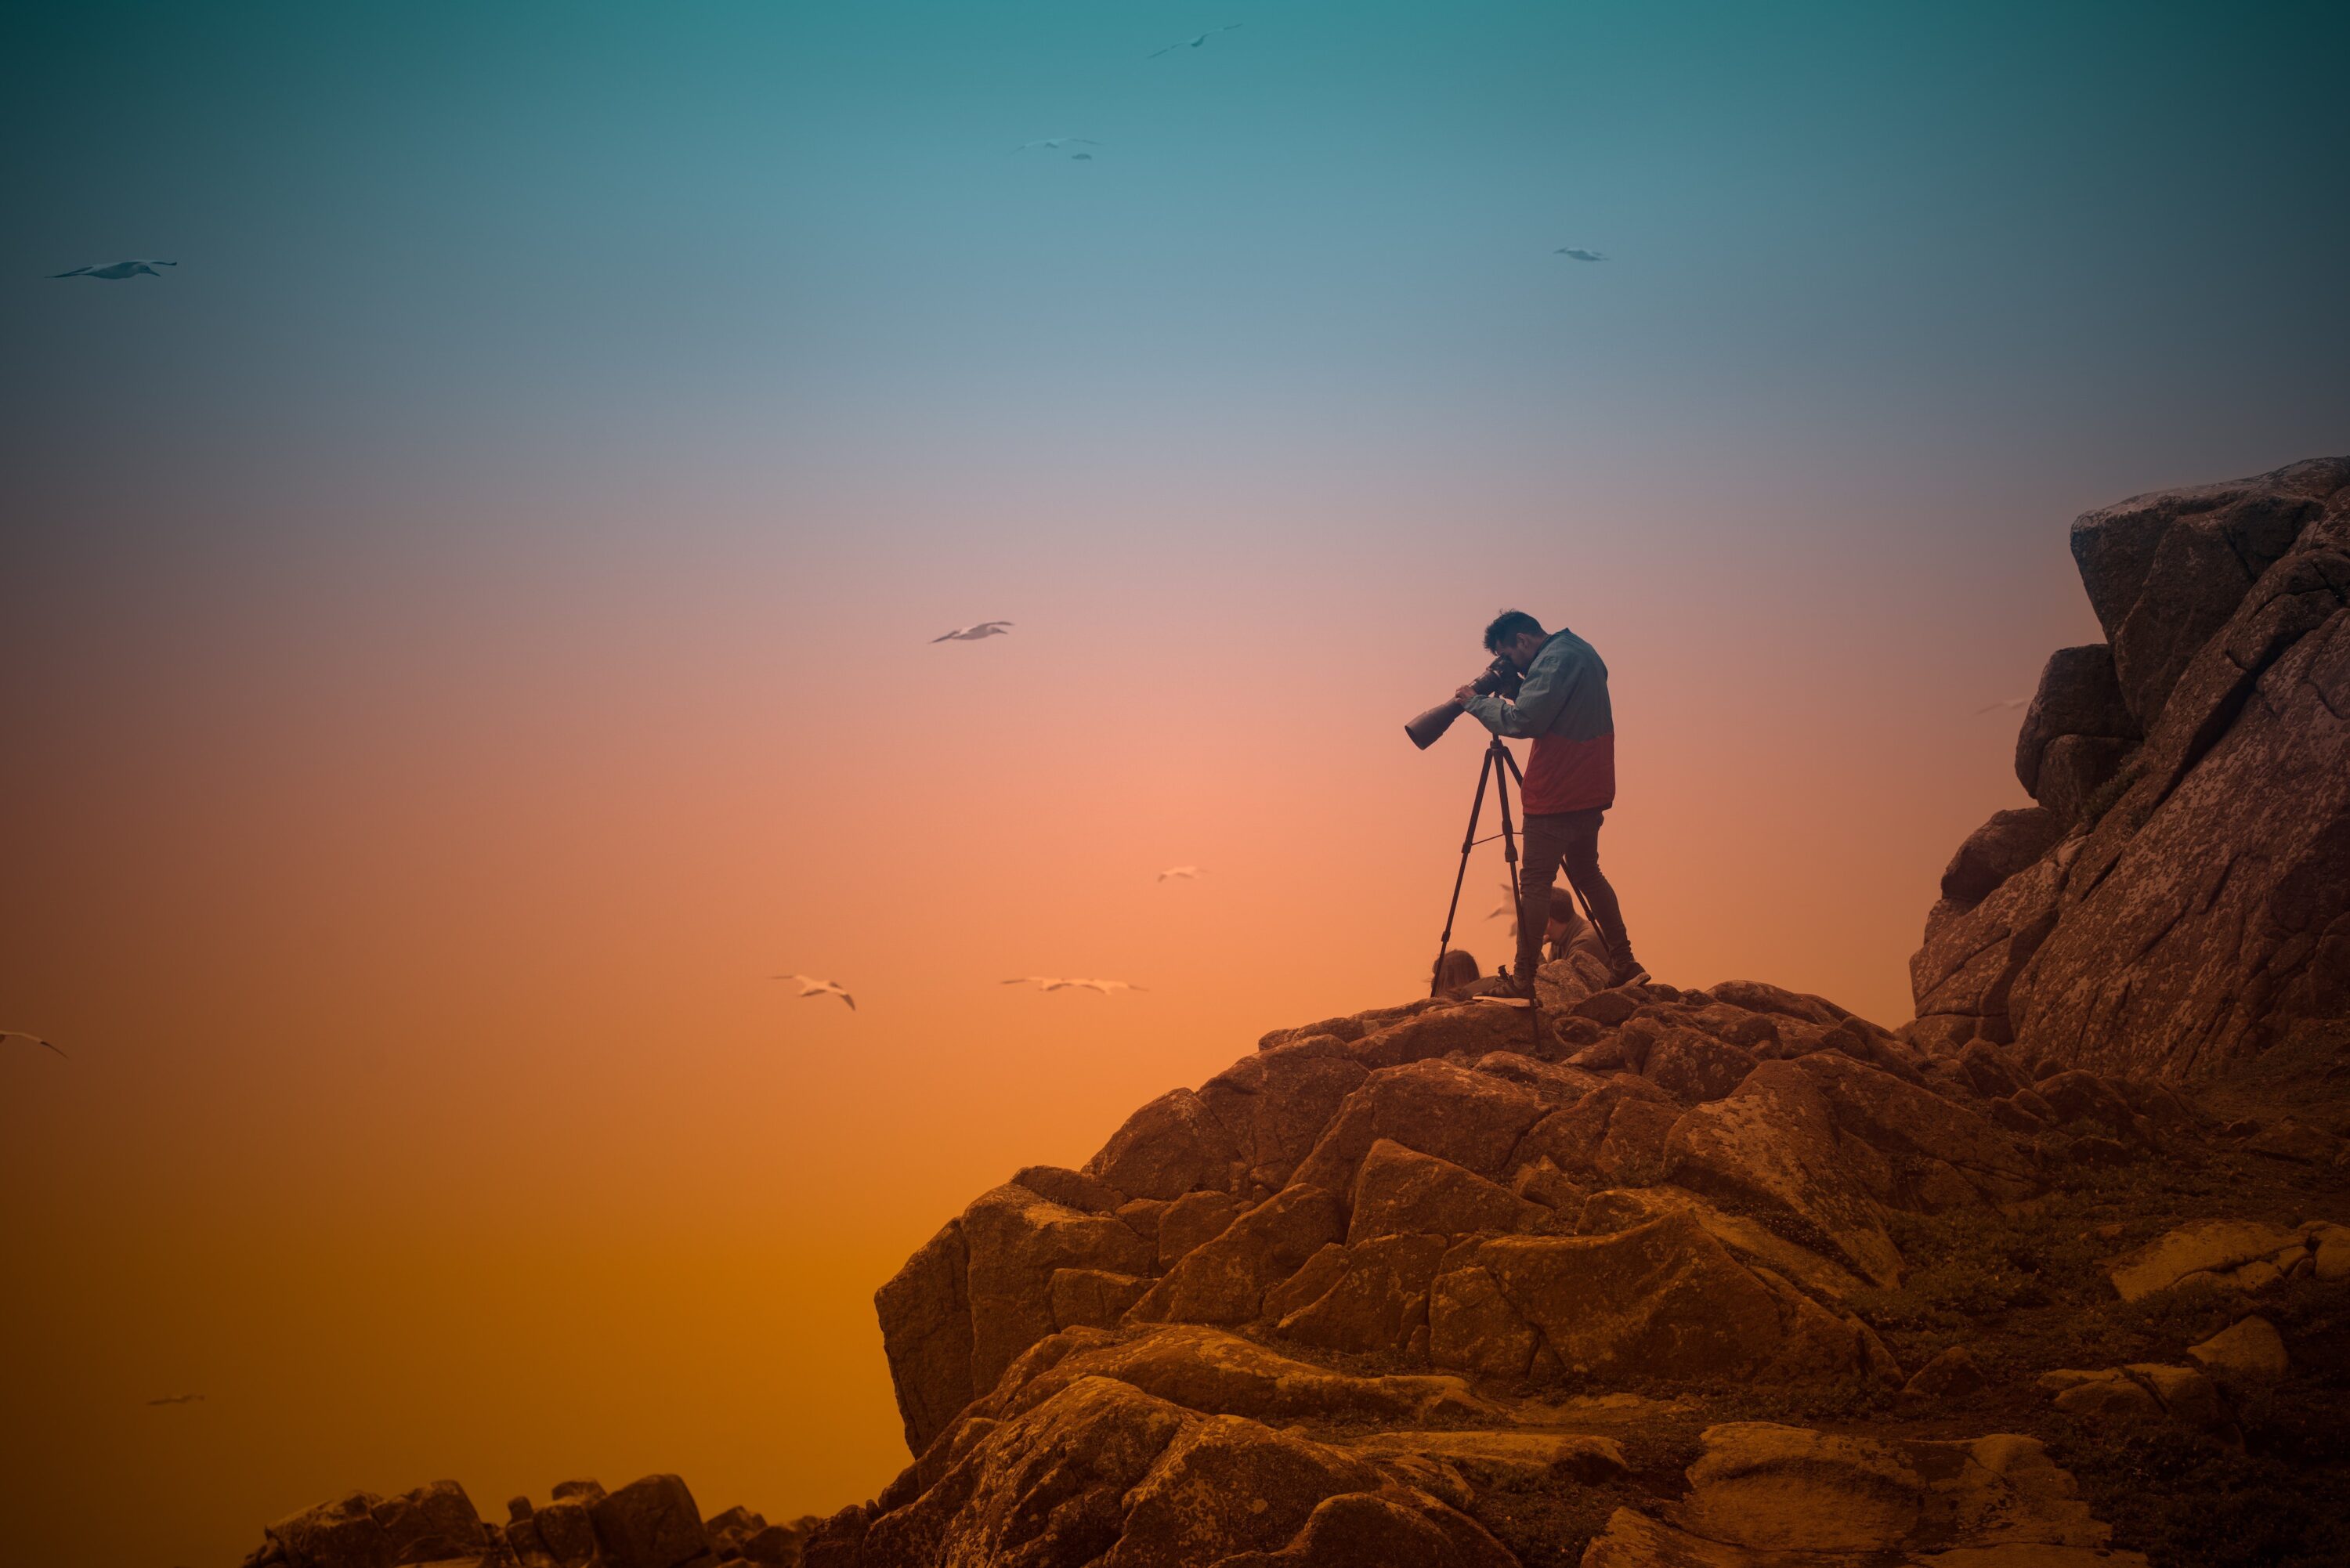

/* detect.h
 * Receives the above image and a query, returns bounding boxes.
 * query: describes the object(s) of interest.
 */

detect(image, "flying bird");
[1001,976,1076,991]
[1011,138,1100,155]
[1157,866,1199,882]
[51,260,177,280]
[1554,249,1607,262]
[772,974,855,1010]
[2,1030,65,1057]
[1973,695,2031,715]
[1150,24,1241,57]
[1068,978,1148,995]
[1488,882,1523,936]
[146,1393,204,1407]
[933,621,1013,642]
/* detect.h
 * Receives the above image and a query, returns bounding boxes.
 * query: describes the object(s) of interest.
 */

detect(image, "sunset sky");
[5,3,2347,1564]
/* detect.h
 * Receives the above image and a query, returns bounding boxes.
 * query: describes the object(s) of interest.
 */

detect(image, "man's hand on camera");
[1454,684,1480,706]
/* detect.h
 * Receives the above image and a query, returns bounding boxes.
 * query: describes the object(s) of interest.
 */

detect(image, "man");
[1456,609,1646,992]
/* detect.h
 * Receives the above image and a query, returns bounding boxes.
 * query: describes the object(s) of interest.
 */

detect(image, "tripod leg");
[1489,742,1544,1045]
[1430,746,1496,995]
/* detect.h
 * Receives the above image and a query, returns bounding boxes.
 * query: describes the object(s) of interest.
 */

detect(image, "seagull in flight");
[51,260,177,280]
[2,1030,65,1057]
[1973,695,2031,715]
[1554,249,1607,262]
[1001,976,1076,992]
[1157,866,1199,882]
[1012,138,1100,155]
[1150,24,1240,57]
[933,621,1013,642]
[1488,882,1524,936]
[1068,978,1148,995]
[772,974,855,1010]
[146,1393,205,1407]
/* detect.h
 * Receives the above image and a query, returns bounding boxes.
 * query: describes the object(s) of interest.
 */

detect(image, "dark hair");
[1483,610,1546,651]
[1433,949,1481,992]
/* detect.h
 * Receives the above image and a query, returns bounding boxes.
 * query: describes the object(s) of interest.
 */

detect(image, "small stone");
[506,1496,533,1523]
[2189,1317,2289,1384]
[2044,1371,2161,1420]
[1900,1346,1985,1400]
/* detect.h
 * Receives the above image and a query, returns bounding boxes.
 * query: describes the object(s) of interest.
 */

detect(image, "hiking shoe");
[1606,952,1651,989]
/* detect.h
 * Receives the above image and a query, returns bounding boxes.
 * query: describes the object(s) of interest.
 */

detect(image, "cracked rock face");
[1912,456,2350,1078]
[817,979,2181,1565]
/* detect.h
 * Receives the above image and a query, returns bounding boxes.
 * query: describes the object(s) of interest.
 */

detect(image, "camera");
[1403,654,1521,750]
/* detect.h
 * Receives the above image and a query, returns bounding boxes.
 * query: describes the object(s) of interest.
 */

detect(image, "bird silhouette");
[146,1393,204,1407]
[1011,138,1099,155]
[1973,695,2032,715]
[772,974,855,1010]
[1067,978,1148,995]
[1554,248,1607,262]
[933,621,1013,642]
[51,260,177,280]
[1487,881,1525,937]
[1157,866,1200,882]
[1150,24,1241,57]
[2,1030,65,1057]
[1001,976,1076,992]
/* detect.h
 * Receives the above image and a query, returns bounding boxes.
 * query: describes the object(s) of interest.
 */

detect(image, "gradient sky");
[5,3,2347,1565]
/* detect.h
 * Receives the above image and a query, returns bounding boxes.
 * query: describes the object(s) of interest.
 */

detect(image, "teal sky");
[9,0,2347,568]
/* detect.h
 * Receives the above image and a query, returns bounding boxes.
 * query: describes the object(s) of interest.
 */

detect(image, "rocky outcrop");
[871,980,2012,1462]
[1913,457,2350,1077]
[797,973,2239,1564]
[243,1474,808,1568]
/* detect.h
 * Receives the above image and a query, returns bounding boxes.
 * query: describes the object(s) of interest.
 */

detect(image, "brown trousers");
[1516,808,1632,978]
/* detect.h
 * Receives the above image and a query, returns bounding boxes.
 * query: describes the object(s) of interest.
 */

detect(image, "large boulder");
[1913,457,2350,1077]
[2016,644,2138,798]
[1429,1211,1888,1384]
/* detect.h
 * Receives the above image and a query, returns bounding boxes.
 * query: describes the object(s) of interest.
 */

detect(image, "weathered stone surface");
[264,1482,492,1568]
[1084,1089,1245,1200]
[1289,1060,1550,1202]
[1941,807,2069,908]
[1640,1028,1761,1104]
[589,1474,713,1568]
[1012,1164,1126,1214]
[2106,1219,2304,1301]
[1346,1140,1548,1243]
[1344,1429,1628,1490]
[1269,1233,1447,1353]
[963,1184,1154,1402]
[1195,1042,1371,1191]
[1581,1426,2142,1568]
[875,1220,975,1454]
[1575,1185,1866,1302]
[1437,1211,1884,1384]
[1126,1184,1343,1325]
[1661,1061,1903,1287]
[1511,1079,1681,1189]
[2186,1316,2289,1384]
[1916,457,2350,1078]
[1050,1268,1150,1331]
[2016,644,2137,798]
[1671,1422,1923,1551]
[1902,1345,1987,1400]
[1155,1190,1242,1268]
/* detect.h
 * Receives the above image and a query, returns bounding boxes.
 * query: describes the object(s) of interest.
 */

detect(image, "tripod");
[1429,736,1604,1039]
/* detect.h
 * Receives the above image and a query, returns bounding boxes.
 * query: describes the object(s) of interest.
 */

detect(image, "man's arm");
[1465,643,1579,738]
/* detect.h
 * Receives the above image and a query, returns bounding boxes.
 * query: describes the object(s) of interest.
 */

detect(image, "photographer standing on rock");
[1455,609,1647,994]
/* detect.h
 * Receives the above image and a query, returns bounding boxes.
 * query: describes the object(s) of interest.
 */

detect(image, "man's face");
[1502,630,1547,671]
